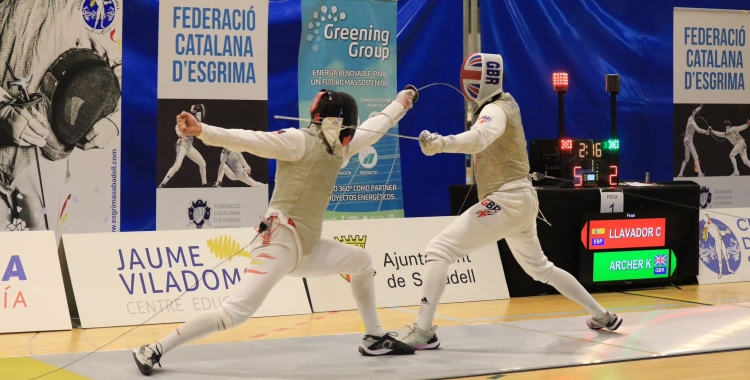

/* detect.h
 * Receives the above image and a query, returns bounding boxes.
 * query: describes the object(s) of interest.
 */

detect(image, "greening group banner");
[298,0,404,220]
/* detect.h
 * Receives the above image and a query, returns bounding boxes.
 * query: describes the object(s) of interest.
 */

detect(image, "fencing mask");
[309,89,358,147]
[190,104,206,122]
[38,48,120,145]
[460,53,504,104]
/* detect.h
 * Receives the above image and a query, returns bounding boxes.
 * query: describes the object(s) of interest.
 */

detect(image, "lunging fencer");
[214,148,267,187]
[133,86,419,376]
[159,104,208,188]
[677,104,710,177]
[397,53,622,350]
[709,120,750,176]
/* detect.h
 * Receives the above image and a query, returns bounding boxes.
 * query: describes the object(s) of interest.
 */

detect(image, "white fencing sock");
[546,267,607,319]
[154,309,226,355]
[415,261,450,329]
[350,274,386,336]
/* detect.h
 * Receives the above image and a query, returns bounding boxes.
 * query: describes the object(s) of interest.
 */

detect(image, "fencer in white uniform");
[709,120,750,176]
[214,148,266,187]
[701,213,735,279]
[158,104,208,188]
[133,87,418,376]
[677,105,709,177]
[397,53,622,350]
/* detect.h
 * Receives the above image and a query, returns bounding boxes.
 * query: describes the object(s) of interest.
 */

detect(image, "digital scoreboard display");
[530,138,619,188]
[579,212,678,286]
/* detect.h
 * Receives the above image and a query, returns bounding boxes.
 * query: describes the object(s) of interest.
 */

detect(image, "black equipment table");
[448,182,700,297]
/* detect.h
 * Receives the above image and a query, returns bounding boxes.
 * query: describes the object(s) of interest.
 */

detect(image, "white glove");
[380,85,418,125]
[419,130,444,156]
[395,88,416,110]
[0,95,50,147]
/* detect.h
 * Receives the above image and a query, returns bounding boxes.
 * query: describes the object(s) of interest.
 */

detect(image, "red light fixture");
[560,138,573,152]
[553,72,569,92]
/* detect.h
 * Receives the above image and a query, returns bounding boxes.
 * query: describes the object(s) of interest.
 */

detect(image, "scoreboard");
[530,138,620,188]
[579,212,678,286]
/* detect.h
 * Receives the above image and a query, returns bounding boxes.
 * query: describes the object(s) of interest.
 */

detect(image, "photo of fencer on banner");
[0,0,123,239]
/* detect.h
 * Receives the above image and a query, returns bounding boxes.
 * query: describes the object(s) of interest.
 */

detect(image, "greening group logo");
[305,5,347,52]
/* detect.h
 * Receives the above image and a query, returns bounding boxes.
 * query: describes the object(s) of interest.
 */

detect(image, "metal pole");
[558,92,565,138]
[611,92,617,138]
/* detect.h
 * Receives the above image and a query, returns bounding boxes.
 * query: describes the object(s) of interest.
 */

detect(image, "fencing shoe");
[586,311,623,331]
[358,333,415,356]
[132,343,163,376]
[397,323,440,350]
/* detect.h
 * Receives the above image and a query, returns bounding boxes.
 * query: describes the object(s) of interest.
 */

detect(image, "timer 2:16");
[579,142,602,158]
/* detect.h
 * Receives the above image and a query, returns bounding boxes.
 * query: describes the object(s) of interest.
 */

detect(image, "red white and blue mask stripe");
[460,53,504,103]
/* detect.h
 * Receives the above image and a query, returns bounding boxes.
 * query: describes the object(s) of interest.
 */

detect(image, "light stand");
[553,72,569,138]
[606,74,620,138]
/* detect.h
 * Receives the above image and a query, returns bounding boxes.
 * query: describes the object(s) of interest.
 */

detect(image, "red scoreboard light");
[581,218,666,250]
[560,138,573,153]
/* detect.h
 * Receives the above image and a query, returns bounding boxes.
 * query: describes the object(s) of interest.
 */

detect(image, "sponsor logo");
[334,235,367,248]
[476,199,501,218]
[187,200,211,229]
[78,0,120,34]
[421,297,429,305]
[699,215,741,279]
[358,146,378,169]
[304,4,391,61]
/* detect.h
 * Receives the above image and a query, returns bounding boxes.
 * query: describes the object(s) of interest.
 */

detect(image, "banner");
[156,0,270,230]
[0,231,71,333]
[673,8,750,207]
[306,216,509,312]
[0,0,123,240]
[298,0,405,220]
[61,228,310,328]
[697,208,750,284]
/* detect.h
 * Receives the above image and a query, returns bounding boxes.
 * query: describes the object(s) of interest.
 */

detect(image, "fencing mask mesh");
[309,89,358,146]
[39,48,120,145]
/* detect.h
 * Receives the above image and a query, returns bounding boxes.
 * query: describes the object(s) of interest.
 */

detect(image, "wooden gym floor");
[1,282,749,379]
